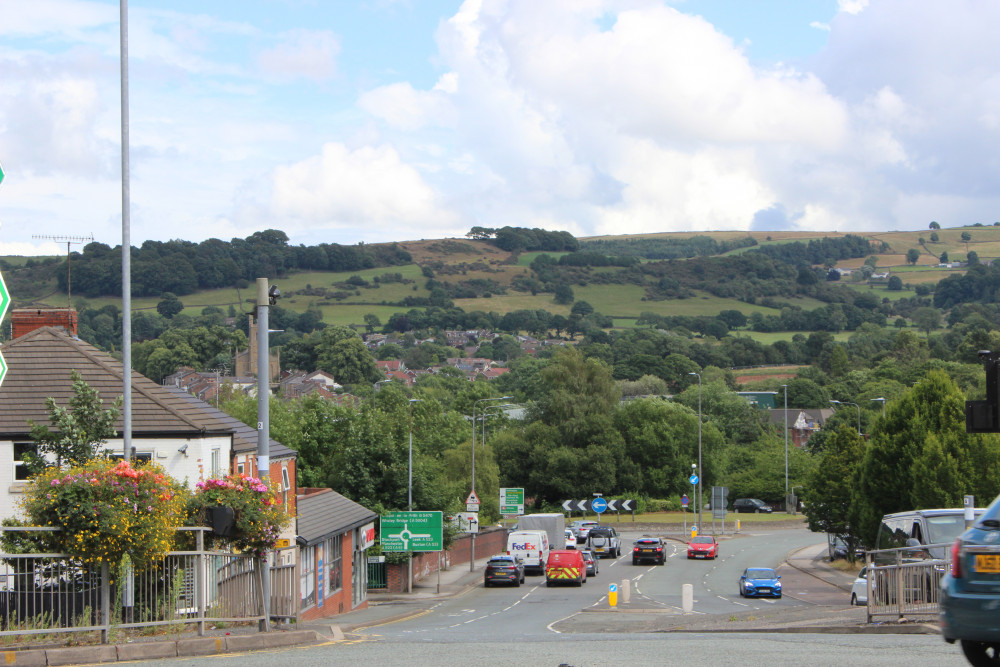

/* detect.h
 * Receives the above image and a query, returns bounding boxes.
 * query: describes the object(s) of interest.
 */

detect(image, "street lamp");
[781,384,788,503]
[407,398,422,594]
[469,396,511,571]
[481,403,513,452]
[688,372,702,530]
[829,400,862,436]
[408,399,423,511]
[871,397,886,417]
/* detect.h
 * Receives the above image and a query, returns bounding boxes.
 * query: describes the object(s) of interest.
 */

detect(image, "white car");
[850,566,871,606]
[564,529,576,550]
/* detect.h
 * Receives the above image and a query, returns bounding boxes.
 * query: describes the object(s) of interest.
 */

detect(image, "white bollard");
[621,578,631,604]
[682,583,693,612]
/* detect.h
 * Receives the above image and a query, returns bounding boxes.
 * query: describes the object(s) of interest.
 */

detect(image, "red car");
[687,535,719,559]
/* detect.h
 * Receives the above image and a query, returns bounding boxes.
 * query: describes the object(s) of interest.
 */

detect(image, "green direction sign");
[500,487,524,505]
[380,511,443,552]
[0,158,5,187]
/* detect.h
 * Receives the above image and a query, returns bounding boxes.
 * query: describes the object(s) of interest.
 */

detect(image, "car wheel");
[739,588,744,597]
[632,559,638,565]
[484,580,490,588]
[960,640,1000,666]
[851,593,858,606]
[754,509,760,514]
[546,580,553,587]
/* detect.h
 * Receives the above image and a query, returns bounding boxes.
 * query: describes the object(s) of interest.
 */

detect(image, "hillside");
[6,225,1000,335]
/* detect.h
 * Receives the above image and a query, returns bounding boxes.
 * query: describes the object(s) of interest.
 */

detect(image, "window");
[281,466,290,491]
[237,460,245,474]
[325,535,342,596]
[13,442,36,481]
[211,449,221,476]
[300,545,316,610]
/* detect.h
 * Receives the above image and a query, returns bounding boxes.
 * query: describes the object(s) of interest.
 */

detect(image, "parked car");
[484,555,525,587]
[940,493,1000,666]
[545,549,587,586]
[687,535,719,559]
[850,566,871,606]
[570,520,599,544]
[632,537,666,565]
[582,549,599,577]
[739,567,782,598]
[564,529,577,550]
[733,498,773,514]
[586,527,621,558]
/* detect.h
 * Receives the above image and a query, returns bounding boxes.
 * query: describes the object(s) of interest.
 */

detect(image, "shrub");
[186,474,289,557]
[7,459,189,568]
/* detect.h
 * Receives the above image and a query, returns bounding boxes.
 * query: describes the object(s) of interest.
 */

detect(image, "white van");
[507,530,549,574]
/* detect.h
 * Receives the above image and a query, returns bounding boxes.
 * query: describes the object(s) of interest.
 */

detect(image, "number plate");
[975,554,1000,573]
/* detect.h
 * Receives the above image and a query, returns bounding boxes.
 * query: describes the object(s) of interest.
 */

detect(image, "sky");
[1,0,998,256]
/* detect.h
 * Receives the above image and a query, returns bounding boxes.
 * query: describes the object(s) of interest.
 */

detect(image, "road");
[144,526,970,666]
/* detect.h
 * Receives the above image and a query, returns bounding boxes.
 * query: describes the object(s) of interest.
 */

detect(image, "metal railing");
[0,527,268,644]
[865,543,950,622]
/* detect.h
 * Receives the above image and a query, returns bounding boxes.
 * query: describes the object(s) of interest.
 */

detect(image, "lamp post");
[688,372,702,530]
[871,397,886,417]
[781,384,788,503]
[481,404,512,452]
[470,396,512,571]
[407,398,422,594]
[829,400,862,436]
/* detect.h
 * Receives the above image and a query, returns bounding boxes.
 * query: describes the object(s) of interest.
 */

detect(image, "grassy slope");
[18,226,1000,334]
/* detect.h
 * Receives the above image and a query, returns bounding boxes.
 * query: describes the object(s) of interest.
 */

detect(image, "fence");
[864,543,949,622]
[0,527,268,644]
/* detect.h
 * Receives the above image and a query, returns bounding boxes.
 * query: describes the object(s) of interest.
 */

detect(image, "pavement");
[0,527,940,665]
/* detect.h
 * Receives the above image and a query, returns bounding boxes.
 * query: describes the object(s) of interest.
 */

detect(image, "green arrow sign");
[0,158,5,188]
[380,511,443,552]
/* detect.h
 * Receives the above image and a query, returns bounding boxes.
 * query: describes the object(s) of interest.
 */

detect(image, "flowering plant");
[186,473,288,557]
[8,459,189,569]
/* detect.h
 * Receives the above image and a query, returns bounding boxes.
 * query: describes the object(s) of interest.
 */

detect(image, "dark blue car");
[739,567,781,598]
[940,493,1000,665]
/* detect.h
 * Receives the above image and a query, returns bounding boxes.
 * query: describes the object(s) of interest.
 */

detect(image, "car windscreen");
[746,569,775,579]
[691,537,713,544]
[925,514,970,544]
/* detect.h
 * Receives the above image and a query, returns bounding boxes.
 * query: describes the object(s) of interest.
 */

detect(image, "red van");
[545,549,587,587]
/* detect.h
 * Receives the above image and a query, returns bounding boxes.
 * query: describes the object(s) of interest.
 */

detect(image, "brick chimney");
[11,308,78,339]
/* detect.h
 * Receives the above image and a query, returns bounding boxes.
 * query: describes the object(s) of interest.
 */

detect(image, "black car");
[632,537,666,565]
[733,498,773,514]
[484,555,525,587]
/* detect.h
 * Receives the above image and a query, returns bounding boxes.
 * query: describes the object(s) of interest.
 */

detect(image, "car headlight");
[774,582,782,588]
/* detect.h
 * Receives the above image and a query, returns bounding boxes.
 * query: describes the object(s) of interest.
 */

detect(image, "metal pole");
[255,278,271,630]
[689,373,702,530]
[119,0,132,460]
[408,398,421,593]
[782,384,788,501]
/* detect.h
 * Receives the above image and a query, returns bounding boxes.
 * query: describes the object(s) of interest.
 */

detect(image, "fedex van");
[507,530,549,574]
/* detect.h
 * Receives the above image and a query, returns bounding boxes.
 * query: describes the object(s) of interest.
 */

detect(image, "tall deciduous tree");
[804,426,865,560]
[852,370,1000,546]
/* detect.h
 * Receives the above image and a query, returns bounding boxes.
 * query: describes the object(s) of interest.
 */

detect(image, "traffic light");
[966,351,1000,433]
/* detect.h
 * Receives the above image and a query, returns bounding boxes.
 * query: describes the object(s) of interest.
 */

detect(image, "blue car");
[739,567,782,598]
[940,493,1000,665]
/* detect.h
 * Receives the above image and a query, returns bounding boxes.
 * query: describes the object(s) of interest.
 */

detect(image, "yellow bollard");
[691,526,698,539]
[609,582,618,607]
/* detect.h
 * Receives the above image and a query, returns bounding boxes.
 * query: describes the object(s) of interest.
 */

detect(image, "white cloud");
[257,30,340,82]
[270,142,457,230]
[837,0,869,15]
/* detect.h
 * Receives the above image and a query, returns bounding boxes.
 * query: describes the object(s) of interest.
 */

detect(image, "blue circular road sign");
[591,497,608,513]
[681,494,689,507]
[689,474,699,485]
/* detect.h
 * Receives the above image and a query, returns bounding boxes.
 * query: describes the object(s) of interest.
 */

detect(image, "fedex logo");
[511,542,537,551]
